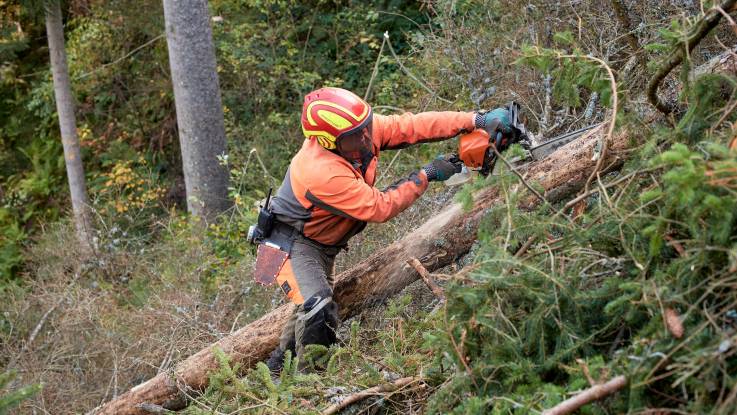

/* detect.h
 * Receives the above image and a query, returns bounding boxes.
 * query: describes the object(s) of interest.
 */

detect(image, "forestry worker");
[262,87,515,372]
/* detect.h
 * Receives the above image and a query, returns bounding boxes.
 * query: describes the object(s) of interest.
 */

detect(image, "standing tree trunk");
[163,0,231,222]
[45,0,93,250]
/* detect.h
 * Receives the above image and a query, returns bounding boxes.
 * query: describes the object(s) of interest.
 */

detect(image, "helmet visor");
[336,120,373,161]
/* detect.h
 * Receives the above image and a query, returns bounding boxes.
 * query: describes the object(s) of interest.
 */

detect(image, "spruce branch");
[646,0,737,114]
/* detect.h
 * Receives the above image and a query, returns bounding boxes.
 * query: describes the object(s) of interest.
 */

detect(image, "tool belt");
[252,220,340,285]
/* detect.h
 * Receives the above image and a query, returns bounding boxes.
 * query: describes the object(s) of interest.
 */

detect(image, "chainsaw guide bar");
[527,123,602,161]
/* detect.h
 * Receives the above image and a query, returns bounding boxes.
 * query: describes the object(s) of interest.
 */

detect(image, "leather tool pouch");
[253,223,297,286]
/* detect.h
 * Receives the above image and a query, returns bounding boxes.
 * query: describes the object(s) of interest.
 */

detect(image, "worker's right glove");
[475,108,517,153]
[423,157,462,182]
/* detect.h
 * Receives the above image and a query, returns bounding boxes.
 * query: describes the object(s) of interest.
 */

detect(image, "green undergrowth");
[183,295,439,414]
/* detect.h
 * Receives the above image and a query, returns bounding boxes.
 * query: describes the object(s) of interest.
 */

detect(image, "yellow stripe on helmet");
[302,124,337,150]
[305,100,370,127]
[317,110,353,130]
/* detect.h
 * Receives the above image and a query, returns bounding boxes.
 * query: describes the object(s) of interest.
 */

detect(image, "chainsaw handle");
[494,131,503,151]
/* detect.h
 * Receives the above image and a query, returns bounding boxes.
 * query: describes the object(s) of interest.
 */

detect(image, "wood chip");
[665,307,684,339]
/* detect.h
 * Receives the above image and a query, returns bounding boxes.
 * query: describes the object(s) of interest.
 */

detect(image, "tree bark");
[94,123,633,414]
[163,0,231,222]
[45,0,93,250]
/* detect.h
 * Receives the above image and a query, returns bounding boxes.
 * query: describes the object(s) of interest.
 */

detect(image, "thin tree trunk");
[93,123,633,415]
[163,0,231,222]
[45,0,93,250]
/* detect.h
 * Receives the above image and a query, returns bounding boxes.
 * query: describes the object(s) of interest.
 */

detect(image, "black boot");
[265,347,286,374]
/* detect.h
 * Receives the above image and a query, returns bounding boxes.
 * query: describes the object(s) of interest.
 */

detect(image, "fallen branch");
[321,376,421,415]
[8,272,80,371]
[408,258,445,300]
[5,300,61,372]
[542,375,627,415]
[646,0,737,114]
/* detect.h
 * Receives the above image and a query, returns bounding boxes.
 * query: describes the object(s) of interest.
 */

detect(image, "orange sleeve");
[372,111,476,150]
[305,170,429,223]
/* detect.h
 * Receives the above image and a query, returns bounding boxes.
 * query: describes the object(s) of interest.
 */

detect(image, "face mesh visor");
[337,121,373,161]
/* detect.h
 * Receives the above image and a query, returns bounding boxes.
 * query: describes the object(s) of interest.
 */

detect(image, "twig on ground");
[542,375,627,415]
[446,324,478,388]
[5,300,61,370]
[25,301,60,350]
[515,236,537,257]
[715,6,737,36]
[7,272,81,371]
[321,376,421,415]
[408,258,445,300]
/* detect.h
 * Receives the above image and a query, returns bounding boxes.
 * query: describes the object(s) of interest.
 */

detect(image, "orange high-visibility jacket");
[271,111,475,246]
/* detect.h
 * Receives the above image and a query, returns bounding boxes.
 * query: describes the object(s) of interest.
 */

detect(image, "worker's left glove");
[423,157,462,182]
[475,108,517,152]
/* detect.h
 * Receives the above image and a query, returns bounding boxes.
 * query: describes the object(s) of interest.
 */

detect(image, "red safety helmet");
[301,87,373,160]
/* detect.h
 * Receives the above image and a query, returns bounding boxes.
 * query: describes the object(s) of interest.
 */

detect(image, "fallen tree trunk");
[94,123,631,414]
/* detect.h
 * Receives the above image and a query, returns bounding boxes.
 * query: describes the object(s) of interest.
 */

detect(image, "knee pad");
[298,291,338,347]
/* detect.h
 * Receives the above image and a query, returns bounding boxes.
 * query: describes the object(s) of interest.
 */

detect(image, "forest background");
[1,0,737,414]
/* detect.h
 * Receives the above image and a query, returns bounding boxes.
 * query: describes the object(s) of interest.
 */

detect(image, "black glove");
[423,157,463,182]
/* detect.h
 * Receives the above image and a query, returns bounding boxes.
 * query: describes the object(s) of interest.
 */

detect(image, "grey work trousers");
[278,237,340,361]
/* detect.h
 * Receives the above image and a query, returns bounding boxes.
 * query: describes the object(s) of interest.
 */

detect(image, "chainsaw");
[445,102,601,185]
